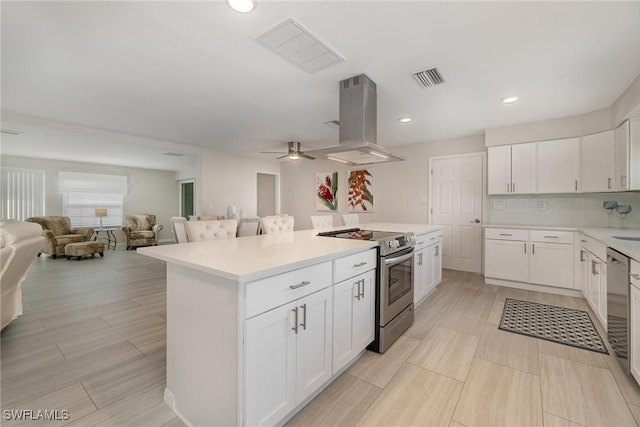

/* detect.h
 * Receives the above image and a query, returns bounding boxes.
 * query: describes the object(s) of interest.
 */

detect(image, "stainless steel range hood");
[308,74,405,166]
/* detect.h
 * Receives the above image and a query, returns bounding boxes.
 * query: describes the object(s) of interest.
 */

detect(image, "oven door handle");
[383,248,415,265]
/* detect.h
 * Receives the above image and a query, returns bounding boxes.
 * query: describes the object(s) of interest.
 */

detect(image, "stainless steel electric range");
[318,228,416,353]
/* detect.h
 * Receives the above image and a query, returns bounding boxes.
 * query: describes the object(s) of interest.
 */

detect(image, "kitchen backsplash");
[488,193,640,229]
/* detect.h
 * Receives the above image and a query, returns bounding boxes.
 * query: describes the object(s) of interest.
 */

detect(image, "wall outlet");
[538,201,547,211]
[492,200,505,210]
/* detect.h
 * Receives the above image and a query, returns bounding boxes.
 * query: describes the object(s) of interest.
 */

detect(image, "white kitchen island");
[138,223,441,426]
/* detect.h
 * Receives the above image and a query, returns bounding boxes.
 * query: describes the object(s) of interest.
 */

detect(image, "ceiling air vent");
[256,18,344,73]
[412,67,445,88]
[163,152,185,157]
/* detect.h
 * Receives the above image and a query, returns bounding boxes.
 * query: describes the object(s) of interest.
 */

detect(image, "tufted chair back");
[185,219,238,242]
[310,215,333,230]
[261,215,294,234]
[341,213,360,227]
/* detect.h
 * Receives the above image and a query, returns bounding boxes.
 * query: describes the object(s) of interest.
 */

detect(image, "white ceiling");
[2,1,640,170]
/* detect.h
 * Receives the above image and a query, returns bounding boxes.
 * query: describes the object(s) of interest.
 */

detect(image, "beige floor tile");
[421,287,462,314]
[437,304,490,337]
[286,373,381,427]
[487,297,506,325]
[475,325,540,375]
[356,363,462,426]
[604,353,640,406]
[403,302,444,341]
[0,345,65,380]
[540,353,636,426]
[537,338,608,369]
[1,383,97,427]
[449,421,468,427]
[409,326,479,381]
[347,336,420,388]
[543,412,585,427]
[453,358,543,427]
[456,289,497,311]
[161,417,188,427]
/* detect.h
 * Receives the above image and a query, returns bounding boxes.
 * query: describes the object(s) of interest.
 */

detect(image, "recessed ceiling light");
[502,96,519,104]
[227,0,256,13]
[399,117,412,123]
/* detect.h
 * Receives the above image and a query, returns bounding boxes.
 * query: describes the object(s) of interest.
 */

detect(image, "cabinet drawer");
[578,233,607,261]
[245,261,332,318]
[530,230,574,244]
[415,233,429,249]
[425,231,443,246]
[485,228,528,241]
[334,249,377,283]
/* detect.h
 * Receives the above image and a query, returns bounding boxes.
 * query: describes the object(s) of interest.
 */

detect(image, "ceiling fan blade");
[260,151,287,154]
[276,154,289,159]
[300,153,316,160]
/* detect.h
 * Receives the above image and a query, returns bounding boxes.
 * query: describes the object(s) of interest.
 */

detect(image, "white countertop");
[138,229,378,282]
[484,224,640,261]
[361,222,442,235]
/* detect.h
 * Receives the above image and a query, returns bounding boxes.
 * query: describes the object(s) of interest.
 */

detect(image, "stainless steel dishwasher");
[607,248,631,373]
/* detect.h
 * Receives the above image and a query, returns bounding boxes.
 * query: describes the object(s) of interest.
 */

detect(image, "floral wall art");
[348,169,374,212]
[316,172,338,211]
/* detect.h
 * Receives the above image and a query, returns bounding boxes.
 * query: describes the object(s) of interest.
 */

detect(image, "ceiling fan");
[260,141,315,160]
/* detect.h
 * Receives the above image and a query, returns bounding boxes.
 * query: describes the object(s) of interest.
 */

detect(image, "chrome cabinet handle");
[359,279,365,298]
[353,262,367,268]
[608,177,612,189]
[575,180,578,191]
[435,246,439,256]
[300,304,306,330]
[592,260,599,276]
[355,280,361,300]
[580,250,585,262]
[524,242,527,254]
[512,183,515,193]
[506,183,509,193]
[621,175,627,188]
[544,235,559,239]
[532,243,535,255]
[499,233,512,236]
[290,281,310,290]
[291,307,299,334]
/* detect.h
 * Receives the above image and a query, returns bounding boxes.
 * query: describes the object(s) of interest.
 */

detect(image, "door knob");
[470,219,480,223]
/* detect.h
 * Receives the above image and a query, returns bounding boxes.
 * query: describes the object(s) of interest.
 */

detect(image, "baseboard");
[163,388,175,410]
[485,277,584,298]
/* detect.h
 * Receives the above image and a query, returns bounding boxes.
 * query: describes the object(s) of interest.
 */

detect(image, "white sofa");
[1,220,45,330]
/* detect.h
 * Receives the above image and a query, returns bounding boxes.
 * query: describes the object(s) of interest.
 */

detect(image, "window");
[0,168,45,220]
[59,172,127,228]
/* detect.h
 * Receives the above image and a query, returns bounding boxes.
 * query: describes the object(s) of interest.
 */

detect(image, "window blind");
[62,193,123,228]
[0,168,45,220]
[58,171,127,195]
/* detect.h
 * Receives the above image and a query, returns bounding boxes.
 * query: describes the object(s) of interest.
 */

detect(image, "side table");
[92,228,118,250]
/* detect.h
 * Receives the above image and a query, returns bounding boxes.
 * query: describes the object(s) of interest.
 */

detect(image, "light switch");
[538,201,546,211]
[492,200,505,210]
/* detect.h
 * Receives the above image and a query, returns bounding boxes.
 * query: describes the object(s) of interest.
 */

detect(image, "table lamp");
[95,208,107,231]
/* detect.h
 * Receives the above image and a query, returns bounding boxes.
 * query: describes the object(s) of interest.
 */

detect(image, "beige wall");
[1,155,179,244]
[281,135,486,230]
[198,149,280,219]
[612,73,640,125]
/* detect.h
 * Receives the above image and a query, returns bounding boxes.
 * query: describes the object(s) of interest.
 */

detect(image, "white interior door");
[430,154,484,274]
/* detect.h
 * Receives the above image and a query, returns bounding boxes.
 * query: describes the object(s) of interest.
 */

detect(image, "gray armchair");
[122,214,162,249]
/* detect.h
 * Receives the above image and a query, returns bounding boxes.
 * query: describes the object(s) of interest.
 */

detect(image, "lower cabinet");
[426,240,442,293]
[485,238,528,282]
[332,269,375,373]
[528,242,574,288]
[245,287,333,427]
[414,231,443,306]
[577,234,608,328]
[413,246,427,305]
[631,269,640,384]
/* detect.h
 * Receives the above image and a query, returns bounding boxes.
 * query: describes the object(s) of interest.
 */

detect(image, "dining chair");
[185,219,238,241]
[310,215,334,230]
[342,213,359,227]
[170,217,189,244]
[237,217,260,237]
[261,215,294,234]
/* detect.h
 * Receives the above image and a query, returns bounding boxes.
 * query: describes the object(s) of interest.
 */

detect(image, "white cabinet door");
[581,130,616,192]
[631,282,640,384]
[615,120,630,191]
[528,242,574,289]
[425,242,443,293]
[352,270,375,352]
[245,303,297,427]
[587,254,607,328]
[413,248,427,305]
[576,247,589,293]
[333,270,375,373]
[511,142,537,194]
[295,287,332,404]
[485,239,528,282]
[488,145,511,195]
[537,138,580,193]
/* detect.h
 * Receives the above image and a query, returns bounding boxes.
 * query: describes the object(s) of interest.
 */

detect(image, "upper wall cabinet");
[615,120,630,191]
[487,142,536,195]
[619,118,640,191]
[537,137,580,194]
[580,130,615,193]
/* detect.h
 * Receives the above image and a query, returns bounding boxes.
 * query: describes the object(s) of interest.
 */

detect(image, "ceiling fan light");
[227,0,256,13]
[501,96,519,104]
[288,153,300,160]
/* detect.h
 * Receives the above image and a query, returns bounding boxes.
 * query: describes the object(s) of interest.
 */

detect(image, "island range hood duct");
[308,74,405,166]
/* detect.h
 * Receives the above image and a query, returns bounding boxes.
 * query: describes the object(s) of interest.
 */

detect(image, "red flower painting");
[316,172,338,211]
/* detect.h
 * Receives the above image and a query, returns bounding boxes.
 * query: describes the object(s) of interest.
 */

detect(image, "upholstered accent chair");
[122,214,162,249]
[25,216,94,259]
[310,215,334,230]
[261,215,294,234]
[185,219,238,241]
[1,221,46,330]
[342,213,359,227]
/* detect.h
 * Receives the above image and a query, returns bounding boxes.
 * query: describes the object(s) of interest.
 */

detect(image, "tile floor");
[2,251,639,426]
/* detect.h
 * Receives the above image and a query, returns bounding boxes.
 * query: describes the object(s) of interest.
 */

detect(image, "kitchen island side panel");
[169,263,240,426]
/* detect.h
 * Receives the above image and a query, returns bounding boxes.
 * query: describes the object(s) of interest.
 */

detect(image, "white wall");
[198,149,280,219]
[612,73,640,125]
[281,135,486,230]
[1,155,179,244]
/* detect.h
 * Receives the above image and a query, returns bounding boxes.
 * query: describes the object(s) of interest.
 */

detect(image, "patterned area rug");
[499,298,608,354]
